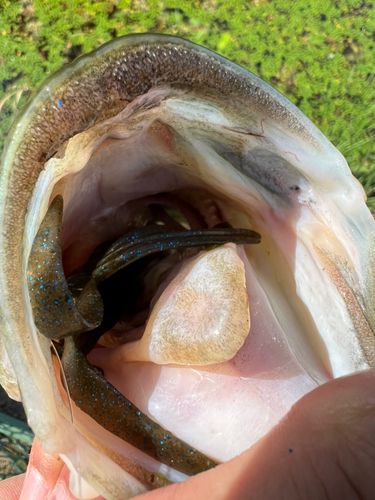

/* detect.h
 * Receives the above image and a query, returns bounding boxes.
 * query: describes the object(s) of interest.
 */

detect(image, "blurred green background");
[0,0,374,209]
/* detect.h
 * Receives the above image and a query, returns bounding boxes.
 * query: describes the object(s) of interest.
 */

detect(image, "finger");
[19,438,64,500]
[0,473,25,500]
[19,438,106,500]
[138,368,375,500]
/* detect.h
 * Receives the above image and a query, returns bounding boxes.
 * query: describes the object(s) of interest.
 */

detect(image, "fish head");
[0,34,374,499]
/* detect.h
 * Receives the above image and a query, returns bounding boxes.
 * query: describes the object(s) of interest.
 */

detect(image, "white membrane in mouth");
[119,243,250,365]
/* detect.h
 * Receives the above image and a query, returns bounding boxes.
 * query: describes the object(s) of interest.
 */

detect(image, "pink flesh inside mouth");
[87,245,331,464]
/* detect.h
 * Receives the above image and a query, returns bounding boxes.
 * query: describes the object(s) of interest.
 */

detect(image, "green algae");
[0,0,374,209]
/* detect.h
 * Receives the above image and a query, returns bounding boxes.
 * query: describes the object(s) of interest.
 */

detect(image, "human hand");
[0,439,65,500]
[1,368,374,500]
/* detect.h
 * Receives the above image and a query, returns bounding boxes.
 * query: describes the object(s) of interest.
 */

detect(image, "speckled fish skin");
[1,34,375,500]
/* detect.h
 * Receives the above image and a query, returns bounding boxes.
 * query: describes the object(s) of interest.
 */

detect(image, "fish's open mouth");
[25,79,373,483]
[1,34,375,499]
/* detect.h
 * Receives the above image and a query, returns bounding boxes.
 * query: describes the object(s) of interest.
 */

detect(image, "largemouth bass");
[0,34,374,499]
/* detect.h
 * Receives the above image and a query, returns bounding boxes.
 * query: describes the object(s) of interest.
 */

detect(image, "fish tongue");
[118,243,250,365]
[20,439,104,500]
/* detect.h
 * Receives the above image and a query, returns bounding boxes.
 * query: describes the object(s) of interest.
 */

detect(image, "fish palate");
[0,34,374,499]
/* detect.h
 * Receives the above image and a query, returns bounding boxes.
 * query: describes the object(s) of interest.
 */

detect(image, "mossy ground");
[1,0,374,209]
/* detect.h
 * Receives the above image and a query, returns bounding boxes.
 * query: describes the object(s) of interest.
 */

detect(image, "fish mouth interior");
[65,189,242,346]
[26,82,373,485]
[29,84,334,466]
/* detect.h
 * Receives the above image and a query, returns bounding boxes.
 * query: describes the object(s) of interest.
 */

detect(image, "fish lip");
[0,33,374,498]
[2,33,325,167]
